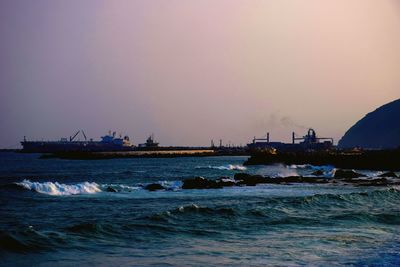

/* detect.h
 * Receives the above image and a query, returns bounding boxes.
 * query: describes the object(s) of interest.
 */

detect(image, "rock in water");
[379,172,398,178]
[182,177,222,189]
[311,170,324,176]
[106,186,118,192]
[334,169,363,179]
[145,183,165,191]
[338,99,400,149]
[234,173,268,186]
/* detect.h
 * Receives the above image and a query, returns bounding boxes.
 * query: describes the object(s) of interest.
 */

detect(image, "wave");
[11,179,183,196]
[195,164,247,171]
[147,204,236,221]
[0,227,66,253]
[174,204,235,215]
[289,164,334,170]
[15,179,102,196]
[300,187,400,209]
[2,188,398,255]
[288,164,400,179]
[64,222,118,236]
[157,188,399,224]
[158,180,183,191]
[288,164,335,176]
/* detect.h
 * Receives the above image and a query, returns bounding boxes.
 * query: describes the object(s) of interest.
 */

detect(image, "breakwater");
[41,150,216,160]
[245,149,400,171]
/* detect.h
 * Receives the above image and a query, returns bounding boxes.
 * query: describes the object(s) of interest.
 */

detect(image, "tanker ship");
[21,130,134,153]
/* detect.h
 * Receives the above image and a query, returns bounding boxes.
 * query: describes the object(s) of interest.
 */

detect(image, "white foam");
[220,178,236,183]
[16,179,102,196]
[196,165,247,171]
[159,180,183,191]
[288,164,335,177]
[289,164,309,169]
[275,170,299,177]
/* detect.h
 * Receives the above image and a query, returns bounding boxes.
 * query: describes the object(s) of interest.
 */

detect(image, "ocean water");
[0,152,399,266]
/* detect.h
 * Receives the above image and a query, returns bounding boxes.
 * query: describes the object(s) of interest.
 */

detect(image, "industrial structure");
[247,128,334,152]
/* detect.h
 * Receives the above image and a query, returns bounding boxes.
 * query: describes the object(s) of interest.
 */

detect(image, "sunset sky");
[1,0,399,147]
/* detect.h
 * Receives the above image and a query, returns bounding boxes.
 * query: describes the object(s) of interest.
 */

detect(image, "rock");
[106,186,117,193]
[215,178,236,187]
[274,176,302,183]
[311,170,324,176]
[379,172,398,178]
[234,173,268,186]
[234,174,328,185]
[182,177,222,189]
[145,183,165,191]
[233,173,253,181]
[274,176,327,184]
[334,169,363,179]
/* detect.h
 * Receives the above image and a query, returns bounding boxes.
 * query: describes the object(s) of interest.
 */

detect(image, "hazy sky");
[1,0,399,148]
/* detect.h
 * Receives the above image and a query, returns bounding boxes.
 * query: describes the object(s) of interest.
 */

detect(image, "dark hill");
[338,99,400,149]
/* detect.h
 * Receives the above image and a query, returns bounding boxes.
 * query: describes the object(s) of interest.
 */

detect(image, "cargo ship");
[247,128,334,152]
[21,130,134,153]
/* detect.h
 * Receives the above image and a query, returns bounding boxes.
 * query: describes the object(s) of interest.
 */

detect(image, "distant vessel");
[21,130,134,153]
[138,134,159,150]
[247,128,334,152]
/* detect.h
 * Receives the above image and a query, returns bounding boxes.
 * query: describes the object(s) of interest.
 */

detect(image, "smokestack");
[292,132,295,144]
[267,132,270,143]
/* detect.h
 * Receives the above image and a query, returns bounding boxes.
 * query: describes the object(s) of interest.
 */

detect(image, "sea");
[1,152,399,266]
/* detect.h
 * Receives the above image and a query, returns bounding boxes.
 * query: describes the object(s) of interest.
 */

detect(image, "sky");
[1,0,399,148]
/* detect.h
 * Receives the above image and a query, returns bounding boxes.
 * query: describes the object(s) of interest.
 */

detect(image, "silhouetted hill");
[338,99,400,149]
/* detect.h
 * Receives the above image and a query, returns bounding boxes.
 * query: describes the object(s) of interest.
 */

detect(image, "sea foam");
[196,164,247,171]
[16,179,102,196]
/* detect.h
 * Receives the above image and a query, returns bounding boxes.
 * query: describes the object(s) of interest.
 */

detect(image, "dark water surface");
[1,152,399,266]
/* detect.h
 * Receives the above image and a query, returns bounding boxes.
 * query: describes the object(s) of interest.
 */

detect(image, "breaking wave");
[195,164,247,171]
[15,180,102,196]
[289,164,334,170]
[158,180,182,191]
[11,179,183,196]
[287,164,399,178]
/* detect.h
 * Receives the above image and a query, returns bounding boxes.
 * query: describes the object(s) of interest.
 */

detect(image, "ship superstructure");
[138,134,159,150]
[247,128,334,152]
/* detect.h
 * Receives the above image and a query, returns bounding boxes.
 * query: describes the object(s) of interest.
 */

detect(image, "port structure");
[248,128,334,152]
[292,128,334,145]
[252,133,270,144]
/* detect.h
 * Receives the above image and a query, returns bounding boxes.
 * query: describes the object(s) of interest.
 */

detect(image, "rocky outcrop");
[339,99,400,149]
[379,172,398,178]
[234,173,269,186]
[182,177,223,189]
[311,170,324,176]
[144,171,400,192]
[105,186,118,192]
[145,183,166,191]
[334,169,363,179]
